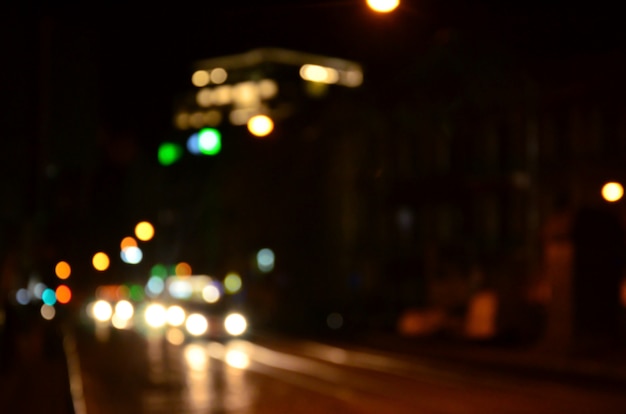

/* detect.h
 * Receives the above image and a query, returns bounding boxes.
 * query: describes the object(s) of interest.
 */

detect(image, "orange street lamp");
[367,0,400,13]
[602,181,624,202]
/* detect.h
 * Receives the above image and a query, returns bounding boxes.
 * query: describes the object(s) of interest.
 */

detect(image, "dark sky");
[2,0,625,277]
[5,0,625,141]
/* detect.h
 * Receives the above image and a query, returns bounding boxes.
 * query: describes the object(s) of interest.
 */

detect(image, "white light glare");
[166,305,186,327]
[115,300,134,320]
[145,303,167,328]
[300,64,339,84]
[224,313,248,336]
[93,300,113,322]
[185,313,209,336]
[121,246,143,264]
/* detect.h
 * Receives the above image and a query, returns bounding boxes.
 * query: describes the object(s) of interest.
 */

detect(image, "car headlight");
[166,305,186,327]
[224,313,247,336]
[92,300,113,322]
[144,303,167,328]
[185,313,209,336]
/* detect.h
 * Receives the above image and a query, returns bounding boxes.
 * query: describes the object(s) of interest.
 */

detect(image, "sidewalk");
[351,333,626,387]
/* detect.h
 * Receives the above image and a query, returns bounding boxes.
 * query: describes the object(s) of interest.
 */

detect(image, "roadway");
[69,326,626,414]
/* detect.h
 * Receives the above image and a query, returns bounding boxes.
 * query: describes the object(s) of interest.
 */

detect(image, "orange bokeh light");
[55,261,71,280]
[175,262,192,276]
[56,285,72,304]
[120,236,138,250]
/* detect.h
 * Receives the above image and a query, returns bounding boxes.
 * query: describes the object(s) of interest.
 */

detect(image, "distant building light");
[210,68,228,84]
[121,246,143,264]
[203,110,222,126]
[258,79,278,99]
[196,88,213,107]
[367,0,400,13]
[256,248,275,273]
[16,288,30,305]
[341,69,363,87]
[175,112,189,130]
[247,115,274,137]
[232,81,260,107]
[55,261,71,280]
[300,64,339,84]
[189,112,205,129]
[191,70,210,87]
[229,108,256,126]
[213,85,232,106]
[41,304,56,321]
[602,181,624,202]
[135,221,155,241]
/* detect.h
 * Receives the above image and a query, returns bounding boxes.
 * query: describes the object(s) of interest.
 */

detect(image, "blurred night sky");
[2,0,626,286]
[3,1,625,151]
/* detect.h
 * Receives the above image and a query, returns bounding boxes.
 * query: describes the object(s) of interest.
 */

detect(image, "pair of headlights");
[144,303,248,337]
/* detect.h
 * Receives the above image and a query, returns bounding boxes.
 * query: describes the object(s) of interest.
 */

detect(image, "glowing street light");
[135,221,155,241]
[247,115,274,137]
[602,181,624,202]
[366,0,400,13]
[92,252,110,272]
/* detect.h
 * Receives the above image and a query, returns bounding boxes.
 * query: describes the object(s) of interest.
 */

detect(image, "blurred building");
[170,43,626,348]
[375,38,626,348]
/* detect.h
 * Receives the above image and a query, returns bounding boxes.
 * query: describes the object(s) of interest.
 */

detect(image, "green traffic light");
[158,142,183,166]
[198,128,221,155]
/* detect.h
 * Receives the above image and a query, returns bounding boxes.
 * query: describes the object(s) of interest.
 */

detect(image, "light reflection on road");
[179,341,256,413]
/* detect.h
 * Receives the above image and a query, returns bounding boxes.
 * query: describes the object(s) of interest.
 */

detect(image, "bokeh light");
[33,283,46,299]
[175,262,192,276]
[16,289,30,305]
[166,305,186,327]
[120,237,138,250]
[224,273,242,294]
[225,348,250,369]
[187,132,201,154]
[55,261,71,280]
[256,248,275,273]
[247,115,274,137]
[185,343,208,371]
[42,288,57,306]
[115,300,134,321]
[93,300,113,322]
[169,279,193,300]
[602,181,624,202]
[366,0,400,13]
[191,70,210,87]
[210,67,228,84]
[121,246,143,264]
[129,284,145,301]
[92,252,110,271]
[166,328,185,345]
[55,285,72,304]
[135,221,155,241]
[41,304,56,321]
[145,303,167,328]
[198,128,221,155]
[299,64,339,84]
[224,313,247,336]
[185,313,209,336]
[202,284,221,303]
[151,264,168,278]
[145,276,165,297]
